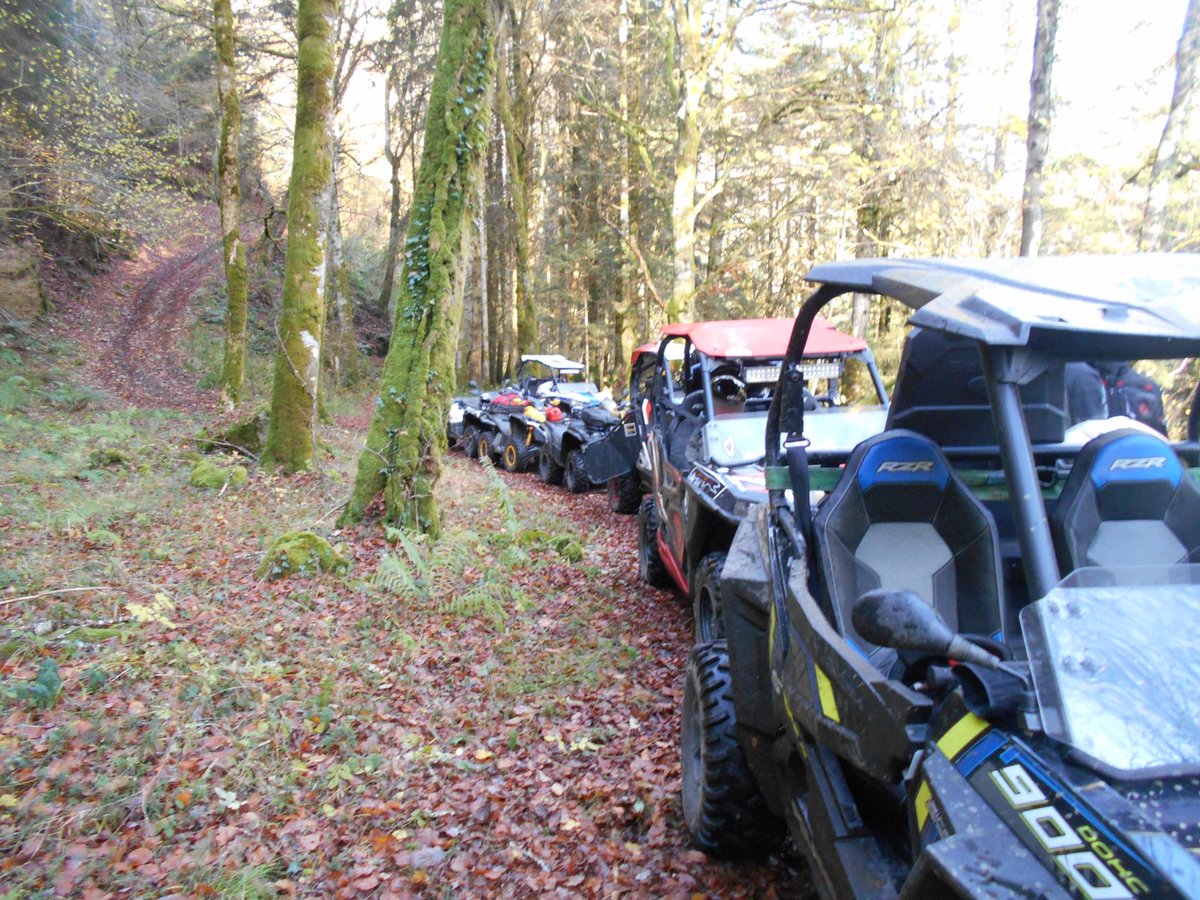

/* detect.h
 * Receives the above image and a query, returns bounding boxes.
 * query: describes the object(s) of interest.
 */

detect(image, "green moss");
[345,0,497,535]
[199,411,266,457]
[256,530,348,580]
[88,447,132,468]
[189,459,248,490]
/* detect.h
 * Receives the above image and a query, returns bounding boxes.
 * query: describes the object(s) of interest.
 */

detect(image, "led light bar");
[800,359,843,380]
[743,365,781,384]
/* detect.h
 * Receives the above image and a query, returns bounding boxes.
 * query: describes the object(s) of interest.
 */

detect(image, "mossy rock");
[88,447,133,469]
[198,410,268,457]
[189,459,249,490]
[257,530,349,580]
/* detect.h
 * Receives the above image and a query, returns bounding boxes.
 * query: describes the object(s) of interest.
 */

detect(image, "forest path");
[48,210,223,411]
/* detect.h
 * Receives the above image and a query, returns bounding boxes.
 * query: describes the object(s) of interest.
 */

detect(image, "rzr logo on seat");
[877,460,934,474]
[1109,457,1166,471]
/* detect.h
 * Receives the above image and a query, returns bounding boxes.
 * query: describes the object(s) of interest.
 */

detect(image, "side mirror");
[851,590,1000,669]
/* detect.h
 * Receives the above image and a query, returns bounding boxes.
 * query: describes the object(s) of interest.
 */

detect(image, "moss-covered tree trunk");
[498,2,536,356]
[344,0,498,533]
[262,0,338,473]
[213,0,249,405]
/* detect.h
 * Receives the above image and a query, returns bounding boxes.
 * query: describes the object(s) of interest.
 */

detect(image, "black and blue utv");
[683,255,1200,899]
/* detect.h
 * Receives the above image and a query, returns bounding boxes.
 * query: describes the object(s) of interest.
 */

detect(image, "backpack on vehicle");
[1099,363,1167,435]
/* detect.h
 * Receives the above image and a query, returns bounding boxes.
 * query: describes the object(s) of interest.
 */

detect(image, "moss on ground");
[256,529,348,580]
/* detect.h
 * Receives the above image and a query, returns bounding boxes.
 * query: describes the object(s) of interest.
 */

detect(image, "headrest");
[854,432,951,491]
[1082,430,1183,490]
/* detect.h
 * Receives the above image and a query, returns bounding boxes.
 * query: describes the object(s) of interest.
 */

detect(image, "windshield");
[1020,565,1200,779]
[554,369,591,385]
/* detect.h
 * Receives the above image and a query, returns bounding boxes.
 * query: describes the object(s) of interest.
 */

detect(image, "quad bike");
[588,317,888,642]
[453,354,604,472]
[681,255,1200,899]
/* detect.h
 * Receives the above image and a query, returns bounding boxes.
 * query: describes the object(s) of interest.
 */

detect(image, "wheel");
[606,471,642,514]
[476,431,497,462]
[564,450,589,494]
[501,437,524,473]
[681,641,779,858]
[638,495,671,587]
[463,425,480,459]
[538,446,564,485]
[693,552,727,643]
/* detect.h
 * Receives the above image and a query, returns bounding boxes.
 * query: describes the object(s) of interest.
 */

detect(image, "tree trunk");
[1142,0,1199,251]
[344,0,498,533]
[498,3,537,357]
[325,134,358,385]
[262,0,338,473]
[1019,0,1059,257]
[377,67,405,315]
[213,0,249,406]
[669,0,703,322]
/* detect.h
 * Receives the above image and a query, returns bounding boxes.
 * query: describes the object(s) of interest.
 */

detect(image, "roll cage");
[767,254,1200,603]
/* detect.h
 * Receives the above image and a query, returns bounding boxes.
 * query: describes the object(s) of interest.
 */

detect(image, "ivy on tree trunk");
[213,0,249,405]
[262,0,338,473]
[344,0,498,535]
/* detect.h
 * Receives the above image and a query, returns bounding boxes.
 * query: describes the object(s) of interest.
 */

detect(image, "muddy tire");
[500,437,525,473]
[476,431,497,462]
[564,450,588,494]
[638,496,671,587]
[681,641,778,858]
[693,552,727,643]
[606,471,642,515]
[538,446,564,485]
[463,425,481,459]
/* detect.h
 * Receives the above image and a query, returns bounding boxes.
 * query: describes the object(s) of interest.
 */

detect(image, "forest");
[0,0,1198,894]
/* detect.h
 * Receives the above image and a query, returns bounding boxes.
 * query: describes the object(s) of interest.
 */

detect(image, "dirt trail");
[48,212,223,411]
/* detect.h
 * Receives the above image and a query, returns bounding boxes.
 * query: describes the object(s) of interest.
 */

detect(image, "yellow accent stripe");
[815,665,840,723]
[936,712,989,761]
[915,780,932,832]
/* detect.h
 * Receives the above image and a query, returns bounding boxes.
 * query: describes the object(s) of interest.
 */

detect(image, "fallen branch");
[1,586,112,608]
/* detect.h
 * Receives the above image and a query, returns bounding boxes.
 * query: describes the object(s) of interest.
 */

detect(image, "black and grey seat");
[813,430,1006,659]
[1051,428,1200,571]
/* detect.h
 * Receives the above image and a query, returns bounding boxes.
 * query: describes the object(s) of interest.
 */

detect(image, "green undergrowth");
[1,326,650,892]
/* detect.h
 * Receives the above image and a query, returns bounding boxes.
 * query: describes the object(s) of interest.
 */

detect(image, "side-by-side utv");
[588,317,888,642]
[683,255,1200,899]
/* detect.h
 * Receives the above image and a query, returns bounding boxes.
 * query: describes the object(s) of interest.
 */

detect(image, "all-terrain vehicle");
[682,255,1200,899]
[533,343,658,499]
[455,354,605,472]
[592,317,888,641]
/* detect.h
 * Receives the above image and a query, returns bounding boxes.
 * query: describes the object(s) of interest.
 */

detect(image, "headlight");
[448,405,465,424]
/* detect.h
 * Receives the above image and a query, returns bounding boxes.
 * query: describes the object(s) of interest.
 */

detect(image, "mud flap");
[580,423,639,483]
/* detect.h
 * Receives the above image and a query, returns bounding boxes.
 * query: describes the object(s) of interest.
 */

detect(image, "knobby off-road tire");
[501,437,525,473]
[681,641,779,858]
[538,446,564,485]
[476,431,497,462]
[564,450,589,494]
[693,552,727,643]
[463,425,481,459]
[638,496,671,587]
[607,471,641,514]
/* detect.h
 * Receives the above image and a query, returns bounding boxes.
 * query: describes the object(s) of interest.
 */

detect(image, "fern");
[480,458,519,538]
[373,554,421,599]
[445,585,508,628]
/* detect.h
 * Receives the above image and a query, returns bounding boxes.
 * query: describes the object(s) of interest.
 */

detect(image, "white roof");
[520,354,586,371]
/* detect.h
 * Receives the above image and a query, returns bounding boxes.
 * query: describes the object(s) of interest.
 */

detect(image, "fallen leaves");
[1,291,806,897]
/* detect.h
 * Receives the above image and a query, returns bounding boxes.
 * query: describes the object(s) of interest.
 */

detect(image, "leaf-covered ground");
[0,248,806,896]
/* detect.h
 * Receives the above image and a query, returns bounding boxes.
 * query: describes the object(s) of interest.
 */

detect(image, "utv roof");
[662,316,867,358]
[805,254,1200,358]
[630,343,658,364]
[519,354,585,371]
